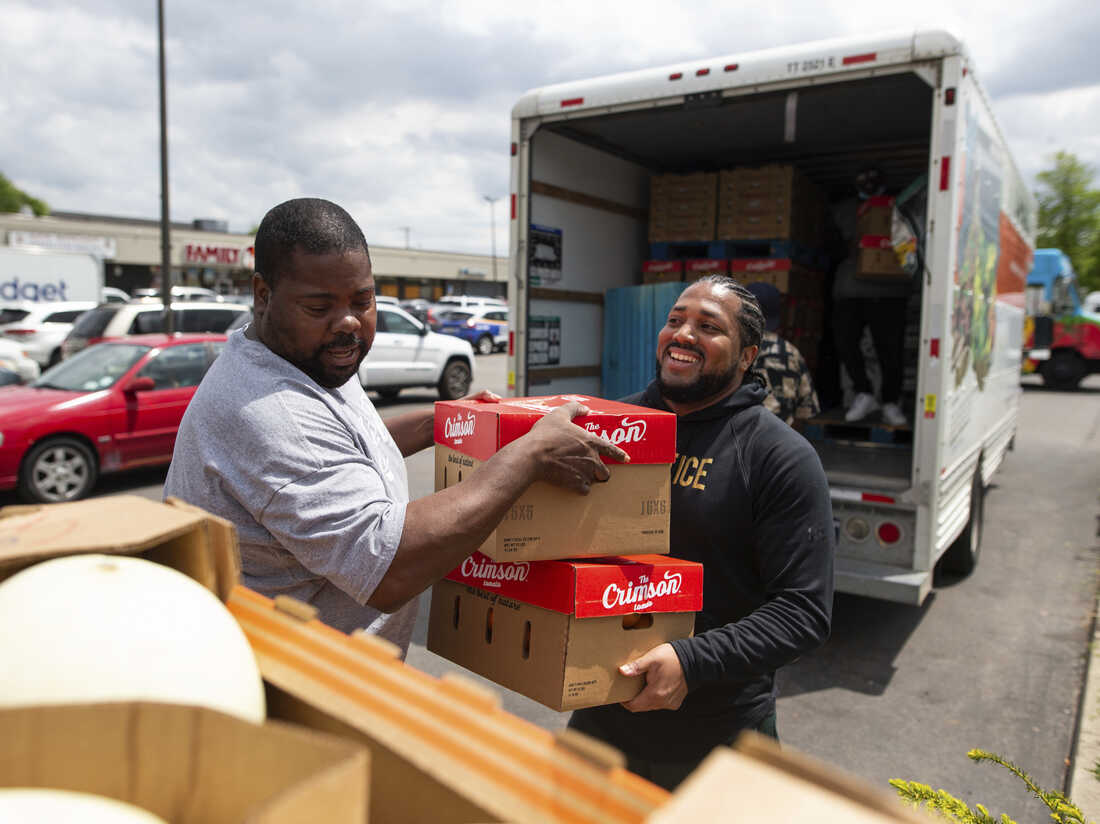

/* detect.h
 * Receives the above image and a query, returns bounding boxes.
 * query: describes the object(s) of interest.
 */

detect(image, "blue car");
[436,308,508,355]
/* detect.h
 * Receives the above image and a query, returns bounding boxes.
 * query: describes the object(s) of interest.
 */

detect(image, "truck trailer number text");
[787,57,835,74]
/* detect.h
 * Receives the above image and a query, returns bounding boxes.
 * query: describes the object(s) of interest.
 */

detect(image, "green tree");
[0,172,49,216]
[1035,151,1100,293]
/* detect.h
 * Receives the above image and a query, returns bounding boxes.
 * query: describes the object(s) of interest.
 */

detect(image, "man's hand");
[619,643,688,712]
[524,401,630,494]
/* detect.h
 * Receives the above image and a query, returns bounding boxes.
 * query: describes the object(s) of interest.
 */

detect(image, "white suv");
[0,300,99,367]
[226,304,475,400]
[363,304,475,399]
[61,301,249,359]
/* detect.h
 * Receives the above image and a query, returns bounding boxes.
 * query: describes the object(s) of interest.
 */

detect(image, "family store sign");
[183,244,254,268]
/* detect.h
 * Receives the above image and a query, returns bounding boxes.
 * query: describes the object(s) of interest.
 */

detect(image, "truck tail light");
[844,517,871,542]
[877,522,902,544]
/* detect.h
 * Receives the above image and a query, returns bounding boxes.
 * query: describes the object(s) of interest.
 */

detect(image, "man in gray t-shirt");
[165,198,626,655]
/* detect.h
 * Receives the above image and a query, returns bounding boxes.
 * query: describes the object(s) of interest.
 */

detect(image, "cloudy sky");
[2,0,1098,254]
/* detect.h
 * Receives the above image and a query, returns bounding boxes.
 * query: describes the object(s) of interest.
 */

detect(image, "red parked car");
[0,334,226,503]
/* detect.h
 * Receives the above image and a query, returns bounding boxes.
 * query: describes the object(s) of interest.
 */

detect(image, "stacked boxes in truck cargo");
[429,395,706,711]
[642,259,729,285]
[684,258,729,282]
[716,165,827,247]
[649,172,717,242]
[732,258,826,370]
[642,260,684,284]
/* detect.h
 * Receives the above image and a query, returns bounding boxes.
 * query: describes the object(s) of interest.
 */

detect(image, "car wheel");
[48,348,63,367]
[939,468,984,576]
[476,334,494,356]
[375,387,401,400]
[437,359,472,400]
[18,437,99,504]
[1039,350,1085,390]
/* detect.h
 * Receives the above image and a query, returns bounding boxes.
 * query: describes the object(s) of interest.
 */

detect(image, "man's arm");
[622,437,834,712]
[368,402,630,612]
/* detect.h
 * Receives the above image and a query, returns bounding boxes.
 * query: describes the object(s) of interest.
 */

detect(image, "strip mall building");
[0,211,507,301]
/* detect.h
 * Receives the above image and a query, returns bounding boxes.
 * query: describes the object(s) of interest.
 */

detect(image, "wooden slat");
[531,180,648,220]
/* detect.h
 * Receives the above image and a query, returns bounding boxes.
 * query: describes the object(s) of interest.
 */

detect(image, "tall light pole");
[483,195,502,284]
[157,0,174,332]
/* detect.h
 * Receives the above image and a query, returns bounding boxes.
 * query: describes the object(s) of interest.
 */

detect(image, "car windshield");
[33,343,150,392]
[439,311,473,322]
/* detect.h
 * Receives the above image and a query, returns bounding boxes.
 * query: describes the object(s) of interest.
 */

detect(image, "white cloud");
[1,0,1098,253]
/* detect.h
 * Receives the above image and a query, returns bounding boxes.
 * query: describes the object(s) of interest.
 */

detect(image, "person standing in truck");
[164,197,627,655]
[567,274,834,790]
[830,166,911,426]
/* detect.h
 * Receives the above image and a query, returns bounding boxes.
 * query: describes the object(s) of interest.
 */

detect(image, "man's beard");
[298,332,368,388]
[654,352,740,405]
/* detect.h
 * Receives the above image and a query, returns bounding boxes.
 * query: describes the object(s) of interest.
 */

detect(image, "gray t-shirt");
[164,328,417,653]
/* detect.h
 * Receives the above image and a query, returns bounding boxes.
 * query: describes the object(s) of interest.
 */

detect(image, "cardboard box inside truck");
[857,236,908,279]
[641,259,683,284]
[857,195,896,237]
[0,701,369,824]
[434,395,676,562]
[427,553,702,711]
[0,495,239,601]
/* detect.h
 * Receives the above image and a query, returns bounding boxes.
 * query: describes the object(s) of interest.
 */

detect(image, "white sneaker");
[845,392,879,422]
[882,402,907,427]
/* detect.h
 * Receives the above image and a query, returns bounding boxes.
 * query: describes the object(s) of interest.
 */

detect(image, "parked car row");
[0,295,481,504]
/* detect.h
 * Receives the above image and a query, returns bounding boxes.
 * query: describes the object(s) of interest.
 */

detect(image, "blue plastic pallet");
[602,282,683,400]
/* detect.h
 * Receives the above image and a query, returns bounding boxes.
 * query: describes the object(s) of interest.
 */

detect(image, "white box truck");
[0,246,104,303]
[505,30,1036,604]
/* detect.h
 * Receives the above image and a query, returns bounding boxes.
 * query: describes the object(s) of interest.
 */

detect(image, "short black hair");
[254,198,370,289]
[689,274,765,350]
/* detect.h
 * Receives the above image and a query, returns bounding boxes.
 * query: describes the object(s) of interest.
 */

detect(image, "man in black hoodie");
[568,274,834,790]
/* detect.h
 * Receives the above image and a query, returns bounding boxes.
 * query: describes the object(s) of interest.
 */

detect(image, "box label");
[447,552,703,618]
[435,395,676,464]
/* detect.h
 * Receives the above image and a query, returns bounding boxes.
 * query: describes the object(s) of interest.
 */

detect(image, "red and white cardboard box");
[427,553,703,711]
[434,395,676,562]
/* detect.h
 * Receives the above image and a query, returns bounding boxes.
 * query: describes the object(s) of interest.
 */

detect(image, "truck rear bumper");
[835,557,932,605]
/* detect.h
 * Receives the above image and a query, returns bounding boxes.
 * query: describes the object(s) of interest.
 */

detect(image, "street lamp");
[483,195,502,283]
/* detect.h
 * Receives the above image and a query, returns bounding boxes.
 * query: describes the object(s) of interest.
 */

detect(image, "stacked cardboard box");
[429,553,702,711]
[642,260,684,284]
[731,258,826,369]
[683,258,729,282]
[429,395,706,712]
[716,165,827,247]
[856,195,908,279]
[648,172,718,242]
[731,258,824,299]
[433,396,676,562]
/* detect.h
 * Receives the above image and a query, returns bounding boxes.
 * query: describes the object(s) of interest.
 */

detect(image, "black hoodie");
[569,378,834,762]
